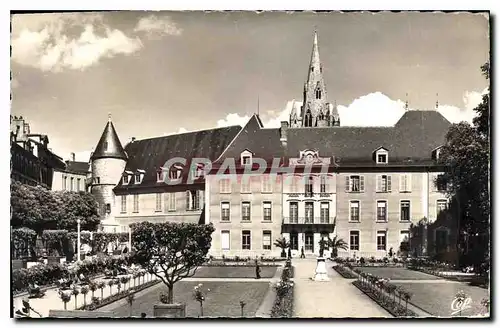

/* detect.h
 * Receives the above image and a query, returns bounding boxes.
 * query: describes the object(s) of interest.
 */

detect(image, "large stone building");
[88,32,451,258]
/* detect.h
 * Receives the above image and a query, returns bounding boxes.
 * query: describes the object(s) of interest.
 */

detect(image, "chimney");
[71,152,75,161]
[280,121,288,146]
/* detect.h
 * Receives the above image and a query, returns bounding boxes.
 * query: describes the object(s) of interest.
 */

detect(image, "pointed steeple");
[307,30,322,83]
[91,116,127,160]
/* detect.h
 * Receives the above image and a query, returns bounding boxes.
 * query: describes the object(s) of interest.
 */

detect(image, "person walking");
[300,246,305,259]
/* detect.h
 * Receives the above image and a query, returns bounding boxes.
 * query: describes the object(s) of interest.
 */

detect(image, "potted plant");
[327,236,348,259]
[273,237,290,258]
[80,286,89,307]
[98,281,106,300]
[60,291,71,310]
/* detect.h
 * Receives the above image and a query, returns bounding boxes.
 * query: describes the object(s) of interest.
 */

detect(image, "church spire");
[91,116,127,161]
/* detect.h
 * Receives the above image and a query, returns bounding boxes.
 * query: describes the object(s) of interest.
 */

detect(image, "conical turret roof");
[91,116,127,161]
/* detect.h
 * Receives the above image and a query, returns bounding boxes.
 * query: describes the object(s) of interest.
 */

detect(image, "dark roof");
[286,110,451,165]
[65,161,90,174]
[91,120,127,161]
[214,114,285,165]
[114,126,241,190]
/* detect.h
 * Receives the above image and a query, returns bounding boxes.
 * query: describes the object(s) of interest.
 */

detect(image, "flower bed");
[76,279,160,311]
[352,272,417,317]
[336,257,406,267]
[202,262,279,267]
[271,263,294,318]
[332,265,357,279]
[12,254,135,295]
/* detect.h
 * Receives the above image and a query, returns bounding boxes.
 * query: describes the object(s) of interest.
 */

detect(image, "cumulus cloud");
[164,127,190,136]
[216,113,251,128]
[11,13,143,72]
[134,15,182,39]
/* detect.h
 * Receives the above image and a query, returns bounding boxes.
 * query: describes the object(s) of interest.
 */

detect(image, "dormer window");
[433,146,443,161]
[157,169,164,182]
[194,164,204,178]
[241,149,253,166]
[123,175,129,185]
[374,147,389,164]
[170,164,183,180]
[135,169,145,184]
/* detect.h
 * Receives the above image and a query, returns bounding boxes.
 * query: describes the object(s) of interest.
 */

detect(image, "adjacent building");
[52,153,90,192]
[87,31,452,258]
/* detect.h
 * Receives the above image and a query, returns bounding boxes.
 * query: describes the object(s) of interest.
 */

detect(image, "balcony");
[285,192,334,199]
[283,217,334,225]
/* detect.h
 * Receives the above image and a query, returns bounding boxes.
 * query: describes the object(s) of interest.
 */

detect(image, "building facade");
[52,153,90,192]
[88,32,452,258]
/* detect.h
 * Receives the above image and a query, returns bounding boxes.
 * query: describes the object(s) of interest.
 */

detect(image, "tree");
[440,62,490,274]
[130,221,215,304]
[327,236,348,258]
[273,237,290,258]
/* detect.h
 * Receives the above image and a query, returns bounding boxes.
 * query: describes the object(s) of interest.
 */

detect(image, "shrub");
[359,257,366,265]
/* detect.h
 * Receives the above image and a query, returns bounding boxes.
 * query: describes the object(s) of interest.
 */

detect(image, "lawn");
[392,282,489,317]
[99,281,271,318]
[193,266,277,278]
[356,267,441,280]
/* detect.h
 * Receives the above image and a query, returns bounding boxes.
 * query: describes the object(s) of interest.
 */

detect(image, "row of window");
[220,230,272,251]
[120,191,202,214]
[349,230,409,251]
[346,199,448,222]
[218,174,447,194]
[122,165,206,185]
[62,176,83,192]
[221,201,273,222]
[288,202,330,223]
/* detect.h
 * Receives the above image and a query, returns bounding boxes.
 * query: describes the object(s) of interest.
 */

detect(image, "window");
[105,203,111,214]
[377,201,387,221]
[219,178,231,193]
[377,231,387,251]
[170,168,181,180]
[305,202,314,223]
[350,201,360,222]
[242,155,252,165]
[377,175,392,192]
[221,202,230,221]
[346,175,364,192]
[155,193,162,212]
[63,176,67,190]
[263,231,271,250]
[242,202,251,221]
[76,178,81,191]
[168,193,176,211]
[134,173,142,184]
[290,176,299,193]
[263,202,272,221]
[122,175,129,185]
[437,200,448,216]
[187,190,200,210]
[133,194,139,213]
[193,164,204,178]
[289,202,298,223]
[261,175,272,193]
[305,176,313,196]
[221,231,230,250]
[436,174,447,192]
[241,176,251,193]
[350,231,360,250]
[320,175,328,193]
[315,88,322,99]
[320,202,329,223]
[399,174,412,192]
[242,230,251,250]
[157,170,163,182]
[400,201,410,221]
[70,177,74,191]
[290,232,298,250]
[121,195,127,213]
[377,154,388,164]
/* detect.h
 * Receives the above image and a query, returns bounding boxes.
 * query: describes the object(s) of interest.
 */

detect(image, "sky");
[10,11,490,162]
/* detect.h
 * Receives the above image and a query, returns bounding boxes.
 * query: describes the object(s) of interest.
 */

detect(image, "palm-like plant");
[60,292,71,310]
[80,286,89,306]
[89,281,98,299]
[71,288,80,310]
[120,276,129,291]
[327,236,348,259]
[107,279,114,295]
[273,237,290,258]
[98,281,106,299]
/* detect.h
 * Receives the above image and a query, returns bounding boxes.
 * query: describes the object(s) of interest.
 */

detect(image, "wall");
[52,170,87,192]
[207,173,282,257]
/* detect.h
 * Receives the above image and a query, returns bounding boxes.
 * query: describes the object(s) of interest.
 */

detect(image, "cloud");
[134,15,182,39]
[11,14,143,72]
[216,113,251,128]
[164,127,190,136]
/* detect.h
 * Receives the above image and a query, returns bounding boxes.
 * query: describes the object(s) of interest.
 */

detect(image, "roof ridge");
[131,125,242,143]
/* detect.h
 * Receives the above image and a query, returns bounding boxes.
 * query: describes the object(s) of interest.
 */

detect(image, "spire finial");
[405,93,409,110]
[108,113,112,122]
[257,96,260,116]
[314,29,318,45]
[435,93,439,109]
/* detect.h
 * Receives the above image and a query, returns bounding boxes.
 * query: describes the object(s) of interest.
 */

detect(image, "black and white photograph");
[9,9,491,319]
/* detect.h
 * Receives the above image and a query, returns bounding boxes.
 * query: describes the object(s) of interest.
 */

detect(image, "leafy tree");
[440,62,490,274]
[273,237,290,258]
[130,221,215,304]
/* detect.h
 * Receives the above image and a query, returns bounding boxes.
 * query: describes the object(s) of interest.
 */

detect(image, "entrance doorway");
[290,231,298,251]
[305,232,314,253]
